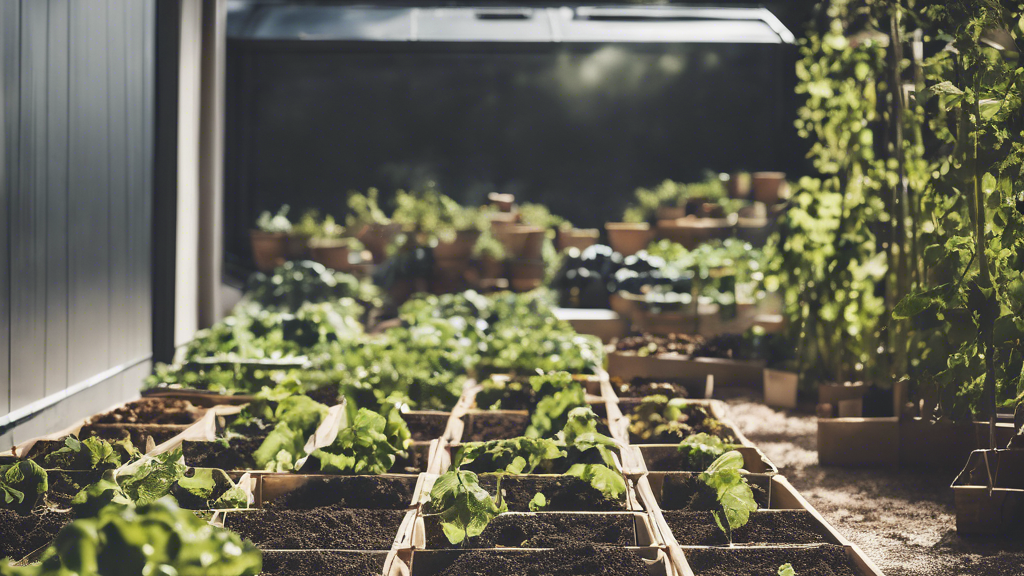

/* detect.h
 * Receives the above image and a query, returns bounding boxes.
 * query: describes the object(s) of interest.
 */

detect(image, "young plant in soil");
[432,545,651,576]
[421,470,508,545]
[627,396,736,444]
[684,544,858,576]
[677,433,738,471]
[475,371,582,412]
[303,406,411,474]
[696,451,758,545]
[4,497,261,576]
[612,377,690,399]
[778,564,796,576]
[37,436,140,472]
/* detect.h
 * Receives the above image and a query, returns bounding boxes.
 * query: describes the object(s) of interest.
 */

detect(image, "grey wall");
[0,0,156,447]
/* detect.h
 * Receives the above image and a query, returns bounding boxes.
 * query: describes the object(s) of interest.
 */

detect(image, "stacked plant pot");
[431,230,481,294]
[496,225,547,292]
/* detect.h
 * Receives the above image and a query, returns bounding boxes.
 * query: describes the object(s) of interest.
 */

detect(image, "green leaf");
[778,563,797,576]
[310,407,408,475]
[529,492,547,512]
[253,422,305,472]
[565,463,627,501]
[699,451,757,543]
[177,468,217,500]
[0,460,48,511]
[525,381,586,438]
[678,433,736,471]
[424,471,506,545]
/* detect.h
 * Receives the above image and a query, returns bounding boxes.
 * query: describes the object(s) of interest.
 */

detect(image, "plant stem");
[972,73,997,449]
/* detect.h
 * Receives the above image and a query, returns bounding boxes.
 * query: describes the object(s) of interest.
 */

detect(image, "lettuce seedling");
[42,436,139,471]
[2,497,261,576]
[778,563,796,576]
[0,461,48,513]
[699,450,758,544]
[422,470,507,546]
[677,433,737,471]
[308,407,410,474]
[525,380,587,439]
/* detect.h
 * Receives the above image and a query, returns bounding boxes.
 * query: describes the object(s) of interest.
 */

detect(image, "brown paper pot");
[557,228,600,252]
[250,230,288,272]
[655,218,733,250]
[433,229,481,261]
[606,223,654,256]
[357,222,402,264]
[752,172,787,204]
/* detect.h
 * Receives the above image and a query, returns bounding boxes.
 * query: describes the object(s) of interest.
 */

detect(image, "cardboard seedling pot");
[952,449,1024,535]
[763,369,798,410]
[255,473,423,510]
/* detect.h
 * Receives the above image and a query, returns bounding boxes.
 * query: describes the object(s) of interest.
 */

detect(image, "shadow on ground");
[725,398,1024,576]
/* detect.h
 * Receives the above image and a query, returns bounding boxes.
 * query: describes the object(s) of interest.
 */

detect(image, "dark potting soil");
[392,443,429,474]
[90,398,200,425]
[261,551,387,576]
[684,544,858,576]
[433,546,651,576]
[404,412,450,442]
[425,513,635,549]
[659,474,769,510]
[46,471,103,508]
[476,475,627,512]
[80,424,184,449]
[614,332,704,356]
[303,386,344,408]
[224,507,406,550]
[266,476,417,510]
[0,509,72,561]
[664,510,830,545]
[462,413,529,442]
[613,378,690,399]
[182,437,264,470]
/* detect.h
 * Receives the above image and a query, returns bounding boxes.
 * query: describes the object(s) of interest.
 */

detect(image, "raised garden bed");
[261,550,388,576]
[183,437,265,470]
[258,475,418,510]
[474,474,632,512]
[421,512,640,549]
[407,546,666,576]
[682,544,862,576]
[405,411,451,442]
[223,507,407,550]
[634,445,776,474]
[89,397,204,425]
[611,378,690,400]
[665,510,832,546]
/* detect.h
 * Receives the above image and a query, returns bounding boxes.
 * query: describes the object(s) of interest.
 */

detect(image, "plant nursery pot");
[655,218,734,250]
[817,417,900,467]
[494,225,545,260]
[952,449,1024,535]
[751,172,787,204]
[286,233,311,260]
[763,368,799,410]
[308,241,354,272]
[433,229,481,261]
[357,222,401,264]
[605,222,654,256]
[249,230,288,272]
[488,192,516,212]
[557,228,600,252]
[507,259,545,292]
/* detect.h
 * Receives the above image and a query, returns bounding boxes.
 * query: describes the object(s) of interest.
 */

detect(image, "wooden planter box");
[952,449,1024,535]
[607,352,765,390]
[553,308,629,343]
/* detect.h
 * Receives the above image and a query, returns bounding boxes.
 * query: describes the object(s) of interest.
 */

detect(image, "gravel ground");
[725,397,1024,576]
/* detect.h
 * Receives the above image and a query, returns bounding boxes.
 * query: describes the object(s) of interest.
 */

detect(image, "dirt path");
[725,398,1024,576]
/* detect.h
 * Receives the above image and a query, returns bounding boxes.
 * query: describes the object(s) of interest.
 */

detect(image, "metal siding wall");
[0,0,156,444]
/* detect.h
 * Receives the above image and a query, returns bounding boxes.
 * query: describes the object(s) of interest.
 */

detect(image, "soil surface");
[475,475,627,512]
[684,544,857,576]
[225,507,405,550]
[613,332,704,355]
[182,437,264,470]
[424,513,635,548]
[665,510,830,545]
[462,413,529,442]
[725,397,1024,576]
[611,378,690,399]
[433,546,651,576]
[392,442,429,474]
[659,473,769,510]
[0,509,72,561]
[405,412,450,442]
[266,476,416,510]
[80,424,184,449]
[90,398,200,425]
[261,551,387,576]
[46,471,103,508]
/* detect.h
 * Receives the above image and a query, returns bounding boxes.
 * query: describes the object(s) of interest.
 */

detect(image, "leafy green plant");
[292,209,321,238]
[628,396,731,443]
[0,497,261,576]
[346,188,391,228]
[525,383,587,439]
[42,436,138,471]
[700,450,757,544]
[528,492,547,512]
[251,395,330,472]
[255,205,292,233]
[623,176,740,223]
[0,461,48,512]
[677,433,738,471]
[779,564,796,576]
[421,470,507,546]
[307,407,411,474]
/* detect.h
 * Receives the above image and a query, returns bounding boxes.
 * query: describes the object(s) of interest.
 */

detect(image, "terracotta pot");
[752,172,787,204]
[430,261,470,294]
[726,172,752,199]
[655,218,733,249]
[357,223,401,264]
[488,192,516,212]
[656,206,687,221]
[476,257,505,280]
[507,259,545,292]
[250,230,288,272]
[495,225,545,260]
[286,233,310,260]
[309,240,368,272]
[557,228,600,252]
[605,222,653,256]
[434,229,481,262]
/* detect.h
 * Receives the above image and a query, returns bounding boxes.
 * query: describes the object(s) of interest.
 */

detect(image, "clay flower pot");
[433,229,481,262]
[655,218,733,250]
[752,172,787,204]
[356,223,401,264]
[656,206,687,221]
[488,192,516,212]
[495,225,546,260]
[507,259,545,292]
[250,230,288,272]
[557,228,600,252]
[309,239,362,272]
[605,222,653,256]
